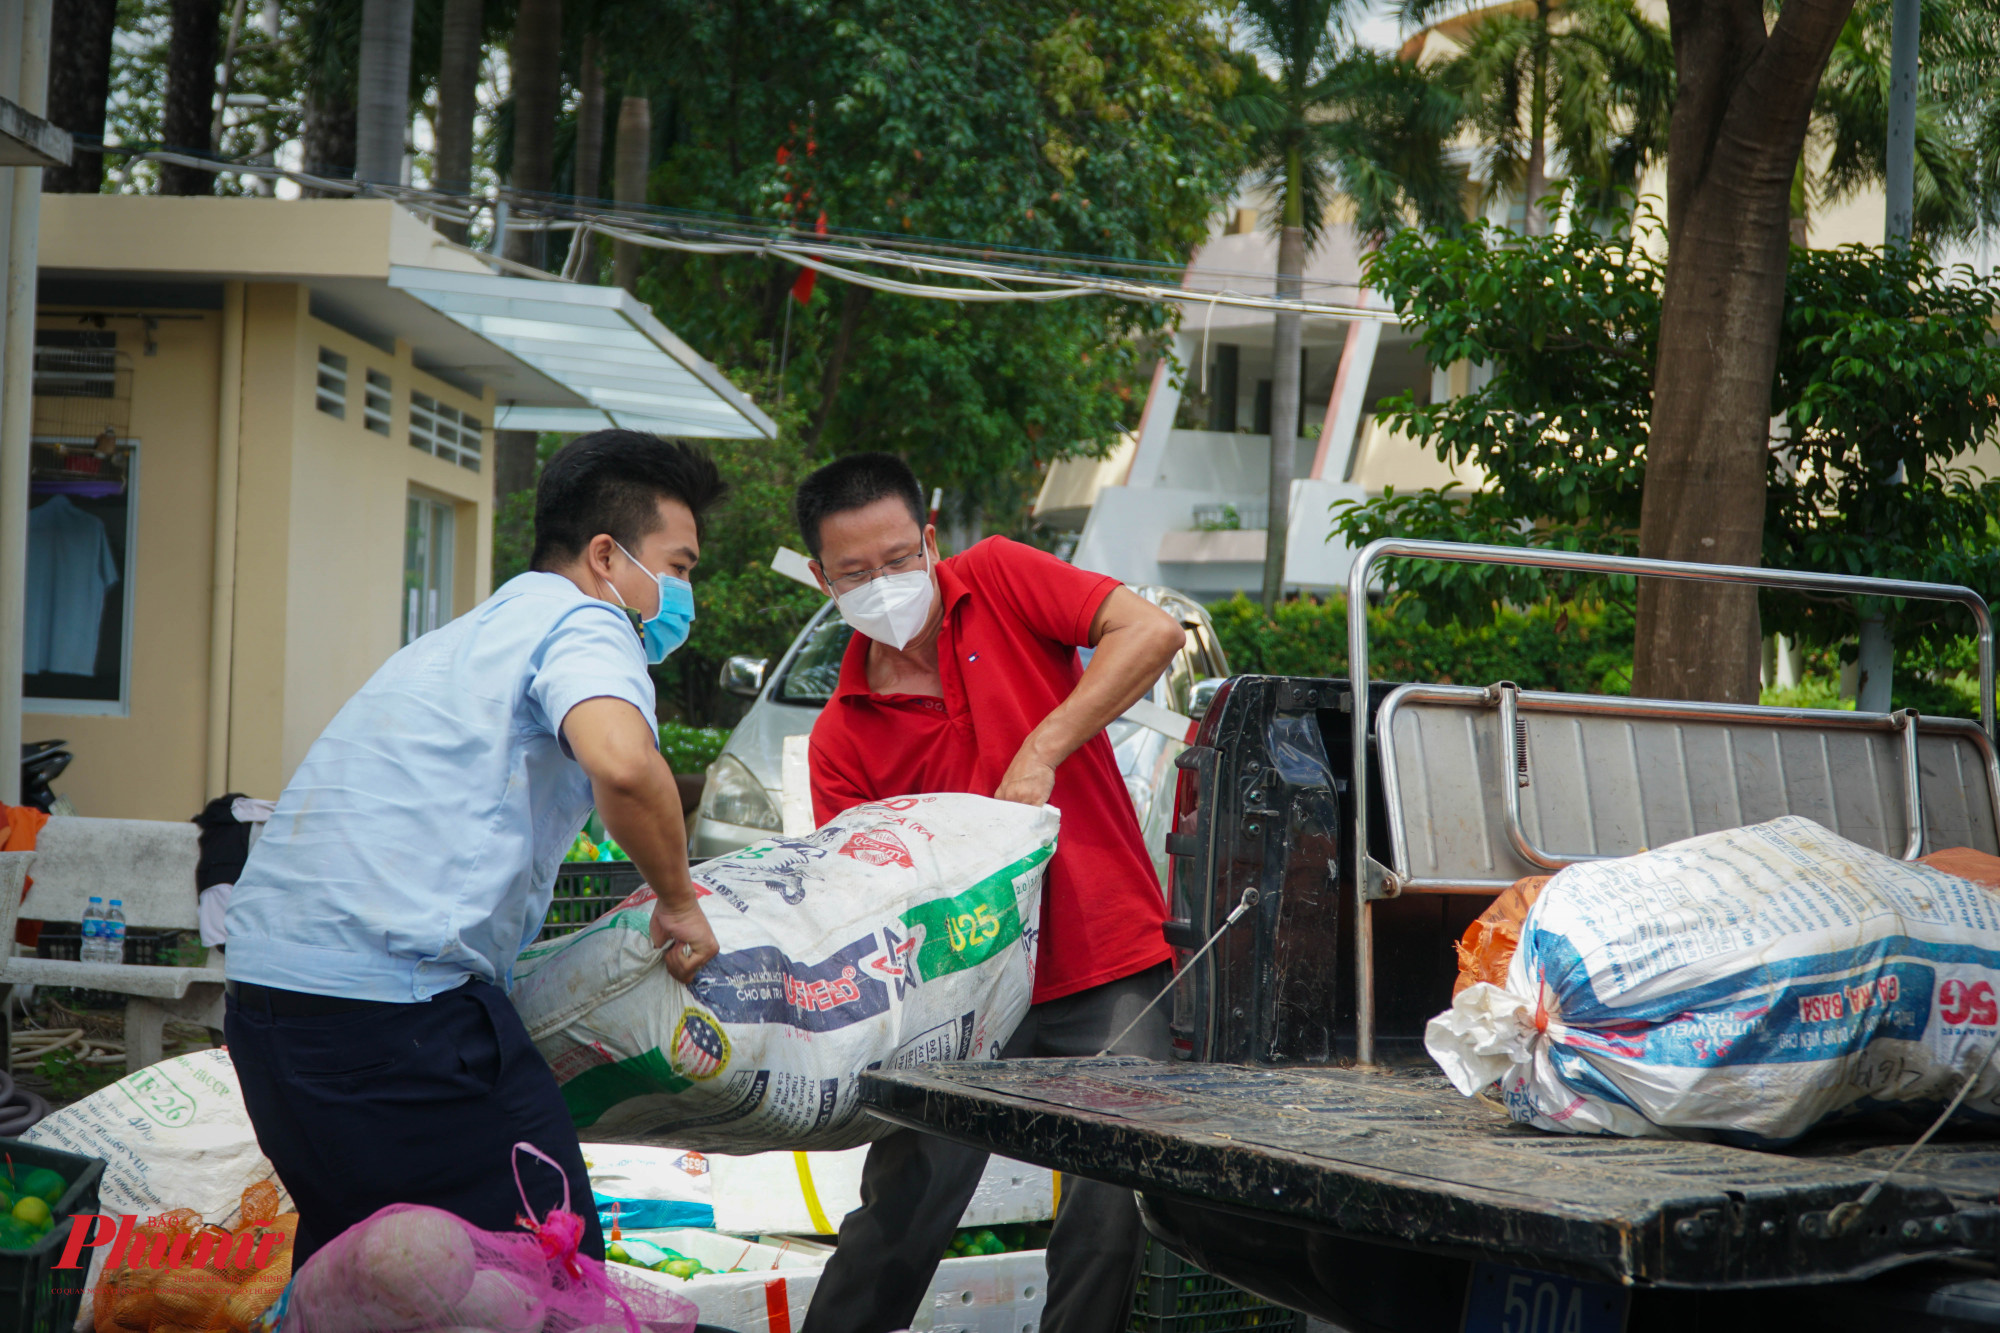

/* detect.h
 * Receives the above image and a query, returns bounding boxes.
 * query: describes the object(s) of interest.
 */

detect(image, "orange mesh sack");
[1919,846,2000,890]
[1452,876,1550,997]
[92,1189,301,1333]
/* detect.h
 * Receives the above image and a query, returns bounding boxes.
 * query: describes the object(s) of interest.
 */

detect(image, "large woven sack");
[512,794,1057,1151]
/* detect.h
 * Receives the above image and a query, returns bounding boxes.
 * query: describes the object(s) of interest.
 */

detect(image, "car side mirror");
[720,655,768,698]
[1189,677,1226,720]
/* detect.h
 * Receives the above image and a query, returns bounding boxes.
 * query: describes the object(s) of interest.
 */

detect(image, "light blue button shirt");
[225,572,656,1002]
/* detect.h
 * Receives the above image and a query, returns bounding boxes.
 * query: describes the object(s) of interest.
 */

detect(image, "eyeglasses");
[824,549,926,596]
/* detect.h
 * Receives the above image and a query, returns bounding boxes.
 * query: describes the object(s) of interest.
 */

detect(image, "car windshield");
[773,610,854,705]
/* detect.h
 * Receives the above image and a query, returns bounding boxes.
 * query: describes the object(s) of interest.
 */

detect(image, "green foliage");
[1765,246,2000,651]
[1209,594,1983,718]
[1338,217,1662,620]
[1346,215,2000,660]
[1205,593,1636,695]
[607,0,1246,509]
[653,418,826,726]
[34,1046,123,1102]
[657,721,730,772]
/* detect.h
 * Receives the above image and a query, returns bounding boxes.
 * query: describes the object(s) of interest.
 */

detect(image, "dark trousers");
[803,964,1173,1333]
[225,978,603,1267]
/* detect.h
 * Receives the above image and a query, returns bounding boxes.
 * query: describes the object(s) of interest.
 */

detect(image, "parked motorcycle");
[19,740,72,814]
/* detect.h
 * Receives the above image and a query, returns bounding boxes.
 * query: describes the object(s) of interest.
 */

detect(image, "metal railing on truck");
[1345,538,2000,1065]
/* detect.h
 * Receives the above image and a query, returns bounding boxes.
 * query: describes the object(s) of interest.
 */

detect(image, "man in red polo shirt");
[794,453,1185,1333]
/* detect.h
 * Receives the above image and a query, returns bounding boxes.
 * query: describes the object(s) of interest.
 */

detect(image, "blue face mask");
[610,542,696,664]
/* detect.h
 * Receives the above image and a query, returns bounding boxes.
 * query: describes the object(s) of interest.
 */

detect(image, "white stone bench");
[0,816,222,1071]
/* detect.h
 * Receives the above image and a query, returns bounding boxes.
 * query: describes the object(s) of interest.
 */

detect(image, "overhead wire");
[100,145,1396,323]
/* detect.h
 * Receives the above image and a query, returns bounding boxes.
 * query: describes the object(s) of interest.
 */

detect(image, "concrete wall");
[277,312,491,784]
[29,281,494,817]
[1073,477,1365,601]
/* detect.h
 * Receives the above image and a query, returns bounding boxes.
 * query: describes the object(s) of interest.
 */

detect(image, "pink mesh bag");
[271,1144,695,1333]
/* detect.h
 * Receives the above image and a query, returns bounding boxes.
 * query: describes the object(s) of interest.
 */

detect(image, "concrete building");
[24,195,771,820]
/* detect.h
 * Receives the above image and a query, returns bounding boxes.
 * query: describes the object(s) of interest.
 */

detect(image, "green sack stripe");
[899,845,1051,984]
[559,1047,692,1128]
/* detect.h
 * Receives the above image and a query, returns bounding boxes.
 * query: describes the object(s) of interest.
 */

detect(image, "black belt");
[225,980,391,1017]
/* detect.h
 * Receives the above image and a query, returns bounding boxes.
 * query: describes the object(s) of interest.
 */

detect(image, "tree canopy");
[1342,215,2000,664]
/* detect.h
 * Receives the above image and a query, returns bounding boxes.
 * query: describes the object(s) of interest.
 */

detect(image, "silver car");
[691,587,1230,893]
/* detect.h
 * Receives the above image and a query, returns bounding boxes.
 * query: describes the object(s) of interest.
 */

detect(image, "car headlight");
[702,753,782,832]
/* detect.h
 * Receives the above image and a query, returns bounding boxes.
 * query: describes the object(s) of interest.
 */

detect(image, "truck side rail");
[1344,539,1997,1064]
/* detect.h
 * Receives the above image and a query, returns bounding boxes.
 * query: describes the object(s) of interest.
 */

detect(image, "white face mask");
[835,549,936,651]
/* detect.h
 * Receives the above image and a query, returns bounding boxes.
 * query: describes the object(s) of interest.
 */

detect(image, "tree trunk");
[354,0,413,185]
[161,0,223,195]
[613,93,651,291]
[505,0,562,269]
[1261,149,1306,610]
[494,430,538,499]
[574,32,604,202]
[1523,0,1550,235]
[432,0,481,239]
[807,287,871,448]
[1632,0,1856,703]
[302,89,357,189]
[45,0,117,194]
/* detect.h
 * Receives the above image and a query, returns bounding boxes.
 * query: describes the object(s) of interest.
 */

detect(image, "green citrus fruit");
[20,1169,63,1206]
[11,1197,50,1230]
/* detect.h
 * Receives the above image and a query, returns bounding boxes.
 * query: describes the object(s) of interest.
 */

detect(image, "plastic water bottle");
[103,900,127,966]
[80,897,105,964]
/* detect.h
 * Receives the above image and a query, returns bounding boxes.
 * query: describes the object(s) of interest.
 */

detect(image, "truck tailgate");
[861,1058,2000,1289]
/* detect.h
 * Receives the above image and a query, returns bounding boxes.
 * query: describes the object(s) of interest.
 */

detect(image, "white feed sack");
[513,794,1057,1151]
[1427,815,2000,1144]
[22,1048,291,1329]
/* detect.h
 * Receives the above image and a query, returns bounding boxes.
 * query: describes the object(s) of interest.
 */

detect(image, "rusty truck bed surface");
[861,1057,2000,1290]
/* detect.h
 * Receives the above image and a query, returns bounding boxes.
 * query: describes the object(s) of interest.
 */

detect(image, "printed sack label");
[512,794,1055,1152]
[1427,816,2000,1143]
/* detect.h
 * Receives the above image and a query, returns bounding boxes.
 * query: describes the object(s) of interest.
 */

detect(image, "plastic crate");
[1131,1239,1300,1333]
[0,1137,107,1333]
[540,862,647,941]
[34,927,181,1010]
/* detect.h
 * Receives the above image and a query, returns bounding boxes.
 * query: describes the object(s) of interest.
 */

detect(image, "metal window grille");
[457,415,483,474]
[409,392,483,474]
[315,348,348,419]
[364,369,392,436]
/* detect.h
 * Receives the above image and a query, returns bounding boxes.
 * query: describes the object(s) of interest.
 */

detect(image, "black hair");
[793,452,925,559]
[529,431,727,570]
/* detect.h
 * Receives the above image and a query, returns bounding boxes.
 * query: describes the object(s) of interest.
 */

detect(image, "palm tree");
[432,0,484,241]
[1415,0,1673,234]
[1234,0,1467,609]
[1808,0,2000,244]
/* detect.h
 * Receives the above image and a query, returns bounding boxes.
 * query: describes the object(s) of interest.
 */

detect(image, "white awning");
[387,266,776,440]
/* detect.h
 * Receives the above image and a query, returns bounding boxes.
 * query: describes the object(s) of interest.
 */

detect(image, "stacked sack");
[1428,816,2000,1144]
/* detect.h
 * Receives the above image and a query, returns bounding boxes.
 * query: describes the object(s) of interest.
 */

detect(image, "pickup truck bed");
[862,543,2000,1331]
[863,1058,1998,1287]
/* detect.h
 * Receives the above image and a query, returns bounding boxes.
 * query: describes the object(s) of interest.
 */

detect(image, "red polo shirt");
[809,536,1172,1004]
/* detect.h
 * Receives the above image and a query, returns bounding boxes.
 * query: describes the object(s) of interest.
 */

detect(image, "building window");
[23,440,138,716]
[409,392,484,474]
[1209,345,1239,432]
[364,369,393,436]
[403,494,456,645]
[315,348,348,418]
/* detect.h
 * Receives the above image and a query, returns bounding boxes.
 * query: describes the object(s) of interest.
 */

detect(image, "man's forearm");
[1021,627,1171,769]
[594,762,699,910]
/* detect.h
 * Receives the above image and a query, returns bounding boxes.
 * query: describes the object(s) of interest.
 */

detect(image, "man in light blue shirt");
[224,431,722,1265]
